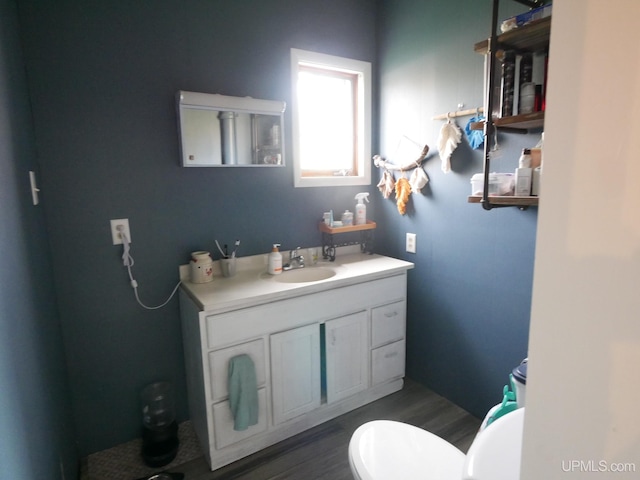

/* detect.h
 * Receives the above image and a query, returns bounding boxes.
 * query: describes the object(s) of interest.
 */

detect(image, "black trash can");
[140,382,179,467]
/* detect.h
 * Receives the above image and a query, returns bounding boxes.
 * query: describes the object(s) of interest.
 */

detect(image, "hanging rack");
[432,107,484,121]
[373,144,430,172]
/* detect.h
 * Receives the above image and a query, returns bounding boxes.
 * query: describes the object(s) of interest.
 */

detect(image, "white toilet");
[348,408,525,480]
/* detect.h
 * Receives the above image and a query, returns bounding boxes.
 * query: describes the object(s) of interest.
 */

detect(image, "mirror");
[177,91,286,167]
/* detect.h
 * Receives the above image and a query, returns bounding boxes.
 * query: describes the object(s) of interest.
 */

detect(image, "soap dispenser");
[267,244,283,275]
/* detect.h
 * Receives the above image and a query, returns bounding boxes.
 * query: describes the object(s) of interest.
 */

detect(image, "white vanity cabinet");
[179,255,411,471]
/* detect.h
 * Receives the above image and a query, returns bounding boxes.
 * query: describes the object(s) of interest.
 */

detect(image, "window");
[291,49,371,187]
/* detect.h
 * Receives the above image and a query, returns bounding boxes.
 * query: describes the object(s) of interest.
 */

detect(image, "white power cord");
[118,227,181,310]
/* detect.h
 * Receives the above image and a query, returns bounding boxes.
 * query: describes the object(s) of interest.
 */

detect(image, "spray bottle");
[354,192,370,225]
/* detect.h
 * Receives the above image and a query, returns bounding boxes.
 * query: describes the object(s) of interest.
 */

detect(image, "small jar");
[341,210,354,226]
[189,251,213,283]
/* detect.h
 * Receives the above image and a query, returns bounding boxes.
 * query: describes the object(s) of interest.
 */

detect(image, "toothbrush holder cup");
[220,257,237,278]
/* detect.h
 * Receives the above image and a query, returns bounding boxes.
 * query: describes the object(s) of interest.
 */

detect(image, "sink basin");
[273,267,337,283]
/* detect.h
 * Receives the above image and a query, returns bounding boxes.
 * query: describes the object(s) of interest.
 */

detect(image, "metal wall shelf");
[474,16,551,54]
[470,111,544,131]
[468,195,539,209]
[473,1,550,210]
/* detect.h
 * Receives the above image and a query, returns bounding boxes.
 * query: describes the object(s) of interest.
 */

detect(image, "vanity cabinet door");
[270,323,321,425]
[325,311,369,404]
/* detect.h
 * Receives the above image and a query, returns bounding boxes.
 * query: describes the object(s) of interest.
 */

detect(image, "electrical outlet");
[110,218,131,245]
[406,233,416,253]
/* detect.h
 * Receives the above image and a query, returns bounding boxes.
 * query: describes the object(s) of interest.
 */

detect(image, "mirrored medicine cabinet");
[177,90,286,167]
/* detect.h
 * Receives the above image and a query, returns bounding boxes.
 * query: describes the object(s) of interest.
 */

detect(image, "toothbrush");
[231,239,240,258]
[215,239,240,258]
[215,240,226,258]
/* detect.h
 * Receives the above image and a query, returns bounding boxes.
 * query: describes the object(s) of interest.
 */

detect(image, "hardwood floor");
[175,378,482,480]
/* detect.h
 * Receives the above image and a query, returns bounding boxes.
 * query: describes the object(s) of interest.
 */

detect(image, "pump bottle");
[354,192,370,225]
[267,244,282,275]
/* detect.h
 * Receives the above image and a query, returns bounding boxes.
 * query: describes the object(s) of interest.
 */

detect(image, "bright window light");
[291,49,371,188]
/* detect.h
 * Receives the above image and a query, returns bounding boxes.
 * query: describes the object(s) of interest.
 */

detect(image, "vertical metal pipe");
[482,0,501,210]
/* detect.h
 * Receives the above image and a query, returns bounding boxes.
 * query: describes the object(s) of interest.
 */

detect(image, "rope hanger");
[373,137,430,173]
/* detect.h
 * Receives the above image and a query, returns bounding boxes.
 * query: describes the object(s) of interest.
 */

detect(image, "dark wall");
[13,0,539,460]
[0,0,77,477]
[375,0,538,418]
[17,0,377,455]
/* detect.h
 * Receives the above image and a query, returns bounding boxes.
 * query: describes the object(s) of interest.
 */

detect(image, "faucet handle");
[289,248,305,266]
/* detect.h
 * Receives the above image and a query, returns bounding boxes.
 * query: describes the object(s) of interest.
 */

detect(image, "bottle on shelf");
[515,148,532,196]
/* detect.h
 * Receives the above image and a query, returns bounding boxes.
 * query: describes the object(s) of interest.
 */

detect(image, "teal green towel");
[228,354,259,431]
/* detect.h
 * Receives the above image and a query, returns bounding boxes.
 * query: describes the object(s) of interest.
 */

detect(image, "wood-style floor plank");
[175,378,482,480]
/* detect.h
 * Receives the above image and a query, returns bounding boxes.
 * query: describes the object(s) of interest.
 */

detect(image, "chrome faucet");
[283,247,305,270]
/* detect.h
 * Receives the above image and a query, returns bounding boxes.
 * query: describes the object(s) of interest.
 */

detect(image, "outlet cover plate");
[110,218,131,245]
[406,233,416,253]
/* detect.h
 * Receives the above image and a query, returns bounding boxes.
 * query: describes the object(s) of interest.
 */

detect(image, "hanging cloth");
[409,166,429,193]
[377,170,395,199]
[395,177,411,215]
[437,118,462,174]
[464,115,485,150]
[228,354,259,431]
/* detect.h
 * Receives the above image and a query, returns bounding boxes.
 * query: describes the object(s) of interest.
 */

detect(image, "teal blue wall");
[17,0,377,456]
[0,0,77,477]
[376,0,538,417]
[8,0,539,463]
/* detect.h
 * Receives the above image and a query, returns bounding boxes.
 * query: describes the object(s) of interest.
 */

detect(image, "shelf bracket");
[512,0,547,8]
[321,230,374,262]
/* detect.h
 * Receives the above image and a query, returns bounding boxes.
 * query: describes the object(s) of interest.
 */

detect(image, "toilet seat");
[348,420,466,480]
[462,408,525,480]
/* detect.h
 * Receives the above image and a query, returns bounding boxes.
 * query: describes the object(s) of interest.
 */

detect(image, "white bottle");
[531,133,543,196]
[518,148,532,168]
[267,244,282,275]
[354,192,370,225]
[515,167,532,196]
[531,166,542,195]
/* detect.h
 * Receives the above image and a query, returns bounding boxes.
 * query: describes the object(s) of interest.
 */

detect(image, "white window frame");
[290,48,372,188]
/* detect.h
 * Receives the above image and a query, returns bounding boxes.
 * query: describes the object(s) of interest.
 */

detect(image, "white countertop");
[180,250,414,313]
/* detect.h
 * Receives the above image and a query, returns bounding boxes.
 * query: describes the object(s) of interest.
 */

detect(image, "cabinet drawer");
[371,340,405,385]
[212,387,268,449]
[209,339,266,403]
[371,301,406,348]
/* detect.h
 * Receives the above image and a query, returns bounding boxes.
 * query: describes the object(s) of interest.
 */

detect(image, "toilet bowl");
[349,409,525,480]
[348,420,466,480]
